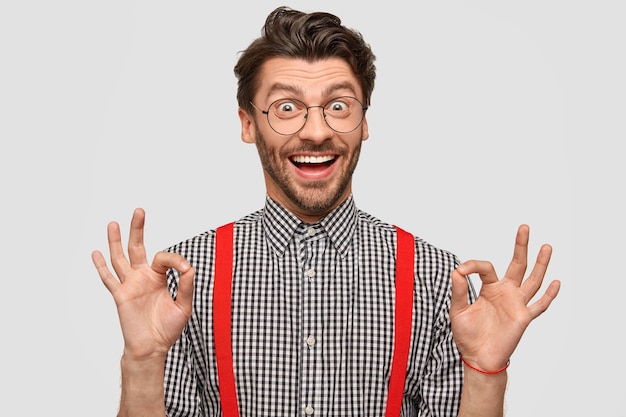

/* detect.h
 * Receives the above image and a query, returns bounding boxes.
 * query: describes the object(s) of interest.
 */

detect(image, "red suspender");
[214,222,239,417]
[385,225,415,417]
[213,223,415,417]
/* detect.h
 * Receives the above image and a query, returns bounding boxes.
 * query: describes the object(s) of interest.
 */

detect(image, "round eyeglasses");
[250,96,368,135]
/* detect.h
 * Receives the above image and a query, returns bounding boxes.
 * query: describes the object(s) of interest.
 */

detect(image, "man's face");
[239,57,369,223]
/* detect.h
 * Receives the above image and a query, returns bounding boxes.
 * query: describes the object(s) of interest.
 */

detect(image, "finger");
[176,264,195,315]
[528,279,561,319]
[91,250,120,294]
[128,208,148,268]
[503,224,529,284]
[151,251,193,276]
[456,260,499,286]
[107,220,132,280]
[520,243,553,302]
[450,268,470,317]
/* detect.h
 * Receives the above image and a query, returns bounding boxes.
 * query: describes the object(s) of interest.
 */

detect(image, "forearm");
[457,367,507,417]
[117,354,167,417]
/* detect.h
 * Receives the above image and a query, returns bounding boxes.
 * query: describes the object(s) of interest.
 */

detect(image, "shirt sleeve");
[163,233,220,417]
[416,298,465,416]
[412,249,476,416]
[163,264,202,416]
[164,325,203,417]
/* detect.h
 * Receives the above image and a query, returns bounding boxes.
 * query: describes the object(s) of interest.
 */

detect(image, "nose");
[298,105,332,142]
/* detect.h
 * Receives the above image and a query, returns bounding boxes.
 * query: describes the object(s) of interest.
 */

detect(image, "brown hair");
[234,6,377,114]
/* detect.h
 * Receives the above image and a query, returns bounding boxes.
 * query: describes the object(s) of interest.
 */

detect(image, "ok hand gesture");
[450,224,561,373]
[91,208,195,360]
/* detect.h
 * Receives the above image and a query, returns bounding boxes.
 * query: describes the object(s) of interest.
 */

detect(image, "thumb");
[176,265,195,313]
[450,268,469,317]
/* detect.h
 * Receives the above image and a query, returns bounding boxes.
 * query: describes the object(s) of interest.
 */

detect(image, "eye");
[327,100,348,112]
[326,98,354,118]
[277,101,296,112]
[271,99,305,119]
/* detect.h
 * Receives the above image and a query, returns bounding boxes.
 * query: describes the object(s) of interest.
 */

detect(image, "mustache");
[282,142,346,155]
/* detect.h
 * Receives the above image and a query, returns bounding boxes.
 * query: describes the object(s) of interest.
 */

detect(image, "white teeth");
[291,155,335,164]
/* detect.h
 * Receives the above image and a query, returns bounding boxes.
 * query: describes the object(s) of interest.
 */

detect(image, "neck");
[266,192,352,224]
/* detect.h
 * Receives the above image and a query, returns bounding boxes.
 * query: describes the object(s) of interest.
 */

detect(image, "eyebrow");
[265,81,359,101]
[323,82,359,97]
[266,83,304,99]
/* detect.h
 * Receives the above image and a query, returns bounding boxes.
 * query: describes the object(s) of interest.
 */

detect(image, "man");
[92,6,560,417]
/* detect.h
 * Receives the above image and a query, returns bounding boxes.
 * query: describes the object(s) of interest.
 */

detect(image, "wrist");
[120,351,167,378]
[122,343,169,362]
[461,356,510,375]
[118,353,167,416]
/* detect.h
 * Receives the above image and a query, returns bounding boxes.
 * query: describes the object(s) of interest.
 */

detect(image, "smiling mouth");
[290,155,337,168]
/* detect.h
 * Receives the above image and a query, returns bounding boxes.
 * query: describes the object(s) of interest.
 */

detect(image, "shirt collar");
[262,195,357,258]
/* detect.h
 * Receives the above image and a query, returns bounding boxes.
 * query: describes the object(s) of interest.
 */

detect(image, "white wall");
[1,1,623,415]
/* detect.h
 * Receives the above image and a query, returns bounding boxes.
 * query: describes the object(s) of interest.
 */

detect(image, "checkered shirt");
[163,195,471,416]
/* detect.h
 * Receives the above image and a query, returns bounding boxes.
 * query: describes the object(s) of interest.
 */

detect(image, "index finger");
[456,260,499,285]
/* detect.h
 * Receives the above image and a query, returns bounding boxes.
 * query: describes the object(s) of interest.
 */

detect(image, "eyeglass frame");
[249,96,369,135]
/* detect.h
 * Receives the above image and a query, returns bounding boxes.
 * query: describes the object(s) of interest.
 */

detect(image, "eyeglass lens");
[266,96,365,135]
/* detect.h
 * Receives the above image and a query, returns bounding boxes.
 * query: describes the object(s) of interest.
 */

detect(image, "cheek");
[255,128,283,158]
[345,130,367,152]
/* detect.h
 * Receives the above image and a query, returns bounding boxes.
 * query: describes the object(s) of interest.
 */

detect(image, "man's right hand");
[92,208,195,360]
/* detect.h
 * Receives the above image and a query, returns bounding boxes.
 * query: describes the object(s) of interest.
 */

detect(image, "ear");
[361,115,370,142]
[238,107,256,144]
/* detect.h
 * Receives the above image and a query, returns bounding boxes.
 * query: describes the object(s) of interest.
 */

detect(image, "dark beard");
[254,127,362,216]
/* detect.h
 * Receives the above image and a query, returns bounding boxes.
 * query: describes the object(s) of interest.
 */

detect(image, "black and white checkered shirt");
[164,195,471,416]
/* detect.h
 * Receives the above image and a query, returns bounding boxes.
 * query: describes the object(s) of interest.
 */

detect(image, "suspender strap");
[385,225,415,417]
[213,223,415,417]
[213,222,239,417]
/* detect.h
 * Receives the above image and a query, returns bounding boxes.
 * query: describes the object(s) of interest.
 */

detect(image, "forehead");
[255,57,362,102]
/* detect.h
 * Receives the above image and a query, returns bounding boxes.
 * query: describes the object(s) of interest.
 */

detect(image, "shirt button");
[304,405,314,415]
[305,268,316,280]
[307,227,316,237]
[306,335,316,347]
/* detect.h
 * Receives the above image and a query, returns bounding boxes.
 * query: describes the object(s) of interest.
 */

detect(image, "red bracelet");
[461,356,510,375]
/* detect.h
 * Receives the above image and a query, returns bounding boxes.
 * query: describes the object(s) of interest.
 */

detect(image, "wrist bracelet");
[461,356,510,375]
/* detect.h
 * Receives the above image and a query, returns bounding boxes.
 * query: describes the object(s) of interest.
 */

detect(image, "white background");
[1,1,623,415]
